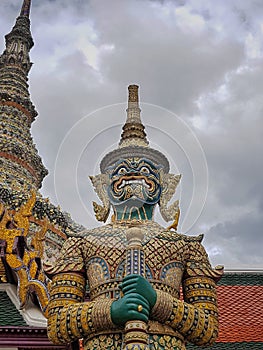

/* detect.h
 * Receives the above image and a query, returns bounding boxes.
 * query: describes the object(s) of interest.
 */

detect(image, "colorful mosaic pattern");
[47,221,223,349]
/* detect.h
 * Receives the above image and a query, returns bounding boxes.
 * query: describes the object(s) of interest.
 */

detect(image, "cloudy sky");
[1,0,263,269]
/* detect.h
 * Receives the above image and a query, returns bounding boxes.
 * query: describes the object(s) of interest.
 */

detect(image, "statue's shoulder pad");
[157,230,203,243]
[181,233,204,243]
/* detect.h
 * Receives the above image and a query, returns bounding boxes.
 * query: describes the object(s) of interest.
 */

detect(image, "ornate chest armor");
[84,223,186,301]
[48,221,221,349]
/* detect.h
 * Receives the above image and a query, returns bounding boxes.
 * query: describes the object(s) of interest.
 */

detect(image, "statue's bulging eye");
[117,167,127,175]
[140,166,150,174]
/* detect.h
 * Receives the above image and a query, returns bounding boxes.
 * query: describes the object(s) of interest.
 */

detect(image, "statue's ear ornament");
[89,174,110,222]
[159,171,181,229]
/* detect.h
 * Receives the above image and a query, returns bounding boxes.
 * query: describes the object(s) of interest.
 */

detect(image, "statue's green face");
[106,158,162,207]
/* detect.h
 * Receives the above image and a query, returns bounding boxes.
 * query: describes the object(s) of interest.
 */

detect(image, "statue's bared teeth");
[117,178,151,189]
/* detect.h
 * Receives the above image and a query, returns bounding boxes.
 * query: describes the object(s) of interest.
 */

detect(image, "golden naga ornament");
[0,192,51,317]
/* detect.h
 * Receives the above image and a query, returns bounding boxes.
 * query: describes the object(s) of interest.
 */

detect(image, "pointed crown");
[100,85,170,173]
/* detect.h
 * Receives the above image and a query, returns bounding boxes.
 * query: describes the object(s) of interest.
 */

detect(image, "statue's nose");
[127,170,138,176]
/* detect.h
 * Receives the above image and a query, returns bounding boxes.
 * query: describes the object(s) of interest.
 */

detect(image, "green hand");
[110,292,150,326]
[121,274,157,309]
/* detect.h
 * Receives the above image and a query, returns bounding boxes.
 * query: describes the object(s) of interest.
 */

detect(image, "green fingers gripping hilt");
[121,274,157,309]
[110,293,150,326]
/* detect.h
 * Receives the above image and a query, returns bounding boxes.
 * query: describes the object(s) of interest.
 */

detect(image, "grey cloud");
[205,212,263,268]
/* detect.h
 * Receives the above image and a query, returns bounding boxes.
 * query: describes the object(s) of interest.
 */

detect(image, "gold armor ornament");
[47,85,224,350]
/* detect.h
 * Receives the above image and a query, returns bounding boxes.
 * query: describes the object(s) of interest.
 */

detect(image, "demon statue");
[47,85,223,350]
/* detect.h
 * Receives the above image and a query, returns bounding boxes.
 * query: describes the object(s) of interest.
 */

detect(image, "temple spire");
[20,0,31,18]
[0,1,48,191]
[0,0,34,97]
[119,85,149,148]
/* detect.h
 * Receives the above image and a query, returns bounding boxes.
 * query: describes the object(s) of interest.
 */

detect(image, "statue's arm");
[47,272,114,345]
[46,237,115,345]
[151,241,222,346]
[152,275,218,346]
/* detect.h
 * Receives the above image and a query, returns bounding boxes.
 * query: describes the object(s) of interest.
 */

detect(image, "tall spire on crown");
[100,85,170,173]
[0,0,48,192]
[119,85,149,148]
